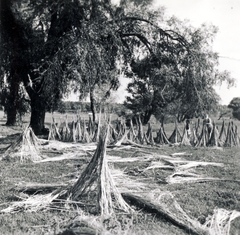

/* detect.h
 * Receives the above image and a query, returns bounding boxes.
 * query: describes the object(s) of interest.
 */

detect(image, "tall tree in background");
[1,0,119,131]
[0,0,234,133]
[228,97,240,120]
[0,0,28,125]
[0,0,185,132]
[218,105,232,120]
[124,16,234,123]
[0,0,82,132]
[66,2,122,122]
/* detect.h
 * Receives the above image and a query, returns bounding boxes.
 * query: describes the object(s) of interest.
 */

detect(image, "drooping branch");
[120,33,153,53]
[120,16,189,46]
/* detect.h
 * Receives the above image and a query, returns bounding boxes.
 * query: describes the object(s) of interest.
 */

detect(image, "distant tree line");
[56,101,128,116]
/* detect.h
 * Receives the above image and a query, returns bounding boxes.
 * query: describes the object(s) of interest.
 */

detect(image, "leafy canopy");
[124,14,234,123]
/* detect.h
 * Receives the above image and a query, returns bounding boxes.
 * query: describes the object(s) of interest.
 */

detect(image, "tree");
[53,0,196,123]
[120,0,154,7]
[0,0,123,131]
[0,0,28,125]
[1,0,232,134]
[0,0,78,132]
[217,105,232,120]
[0,82,30,121]
[57,101,66,114]
[228,97,240,111]
[124,15,234,124]
[228,97,240,120]
[68,20,121,121]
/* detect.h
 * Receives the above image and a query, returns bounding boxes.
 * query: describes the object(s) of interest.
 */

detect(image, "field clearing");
[16,110,240,137]
[0,112,239,234]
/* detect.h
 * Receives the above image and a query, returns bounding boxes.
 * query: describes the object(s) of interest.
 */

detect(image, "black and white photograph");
[0,0,240,234]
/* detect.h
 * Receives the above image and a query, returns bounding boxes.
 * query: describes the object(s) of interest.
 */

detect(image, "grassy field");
[43,112,240,140]
[16,110,240,136]
[0,111,239,234]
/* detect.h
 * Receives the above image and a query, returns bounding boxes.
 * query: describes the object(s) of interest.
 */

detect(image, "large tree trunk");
[29,94,47,135]
[90,87,96,123]
[1,0,31,126]
[5,72,19,126]
[142,108,153,125]
[6,108,17,126]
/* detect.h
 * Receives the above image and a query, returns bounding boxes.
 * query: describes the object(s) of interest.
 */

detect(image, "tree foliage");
[228,97,240,120]
[217,105,232,120]
[228,97,240,111]
[0,0,79,131]
[0,0,235,133]
[0,0,122,131]
[124,15,234,123]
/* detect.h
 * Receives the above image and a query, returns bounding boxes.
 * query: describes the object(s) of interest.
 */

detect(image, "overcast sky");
[153,0,240,105]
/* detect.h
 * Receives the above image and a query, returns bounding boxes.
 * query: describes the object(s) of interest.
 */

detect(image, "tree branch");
[120,33,153,54]
[119,16,189,47]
